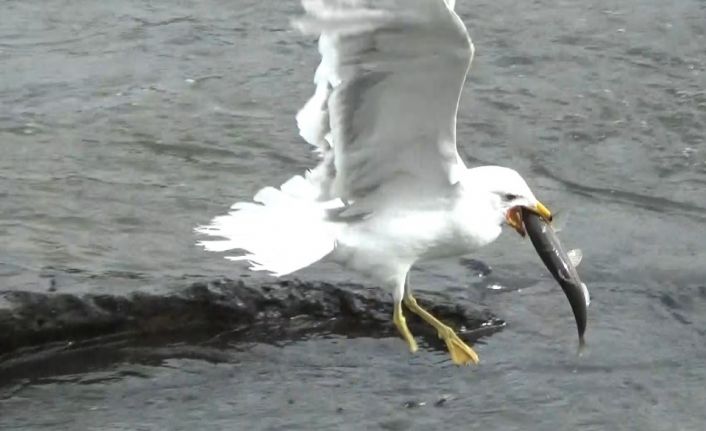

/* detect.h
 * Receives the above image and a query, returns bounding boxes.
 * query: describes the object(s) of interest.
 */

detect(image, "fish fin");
[567,249,583,267]
[581,282,590,306]
[551,210,571,232]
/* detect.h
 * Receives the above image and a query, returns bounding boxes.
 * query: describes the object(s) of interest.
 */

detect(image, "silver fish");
[522,208,589,346]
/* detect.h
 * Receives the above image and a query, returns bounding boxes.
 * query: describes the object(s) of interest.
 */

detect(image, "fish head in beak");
[506,202,552,237]
[474,165,553,237]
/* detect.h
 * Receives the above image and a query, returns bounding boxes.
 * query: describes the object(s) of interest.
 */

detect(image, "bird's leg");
[403,281,479,365]
[393,278,418,353]
[393,300,418,353]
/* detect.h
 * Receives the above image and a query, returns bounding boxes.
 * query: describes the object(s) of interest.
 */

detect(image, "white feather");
[196,175,343,276]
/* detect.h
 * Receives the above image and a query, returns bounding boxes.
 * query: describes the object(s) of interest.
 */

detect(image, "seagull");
[196,0,553,365]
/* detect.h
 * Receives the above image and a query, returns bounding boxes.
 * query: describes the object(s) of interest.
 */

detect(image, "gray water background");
[1,0,706,429]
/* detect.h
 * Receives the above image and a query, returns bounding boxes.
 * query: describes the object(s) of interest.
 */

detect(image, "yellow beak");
[533,201,553,222]
[506,201,553,237]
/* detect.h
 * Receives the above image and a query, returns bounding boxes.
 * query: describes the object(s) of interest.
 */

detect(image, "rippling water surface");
[1,0,706,429]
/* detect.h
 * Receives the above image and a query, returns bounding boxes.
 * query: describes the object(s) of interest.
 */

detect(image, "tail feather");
[196,175,342,276]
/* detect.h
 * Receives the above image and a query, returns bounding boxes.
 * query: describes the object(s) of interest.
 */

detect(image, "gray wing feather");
[295,0,473,208]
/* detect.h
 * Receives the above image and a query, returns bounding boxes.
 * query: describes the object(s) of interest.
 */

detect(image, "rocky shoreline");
[0,279,504,360]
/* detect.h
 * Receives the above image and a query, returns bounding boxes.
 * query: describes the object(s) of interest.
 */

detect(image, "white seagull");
[196,0,553,365]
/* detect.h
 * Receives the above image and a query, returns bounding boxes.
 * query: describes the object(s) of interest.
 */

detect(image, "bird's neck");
[452,184,504,250]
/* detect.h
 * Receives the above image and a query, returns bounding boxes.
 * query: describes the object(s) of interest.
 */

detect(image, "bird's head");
[466,166,553,236]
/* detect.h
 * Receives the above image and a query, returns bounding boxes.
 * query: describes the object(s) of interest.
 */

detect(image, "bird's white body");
[331,172,504,284]
[196,0,542,299]
[196,0,550,364]
[197,163,529,297]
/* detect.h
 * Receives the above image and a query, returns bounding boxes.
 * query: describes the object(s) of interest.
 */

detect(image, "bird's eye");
[503,193,519,201]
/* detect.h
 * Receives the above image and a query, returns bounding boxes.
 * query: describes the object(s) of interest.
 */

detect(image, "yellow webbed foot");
[403,294,479,365]
[440,327,479,366]
[403,332,419,353]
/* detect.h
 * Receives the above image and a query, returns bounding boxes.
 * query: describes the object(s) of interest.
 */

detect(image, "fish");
[522,208,589,346]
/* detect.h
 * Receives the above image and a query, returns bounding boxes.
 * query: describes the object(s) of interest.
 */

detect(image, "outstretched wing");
[295,0,473,209]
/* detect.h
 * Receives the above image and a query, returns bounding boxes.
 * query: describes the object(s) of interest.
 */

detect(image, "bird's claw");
[439,328,479,366]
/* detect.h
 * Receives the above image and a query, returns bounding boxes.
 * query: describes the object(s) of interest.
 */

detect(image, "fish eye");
[503,193,519,201]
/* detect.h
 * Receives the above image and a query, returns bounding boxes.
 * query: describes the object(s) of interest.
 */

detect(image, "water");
[1,0,706,429]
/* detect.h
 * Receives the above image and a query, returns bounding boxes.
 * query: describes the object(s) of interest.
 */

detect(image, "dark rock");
[0,278,500,357]
[459,258,493,277]
[434,396,449,407]
[403,400,426,409]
